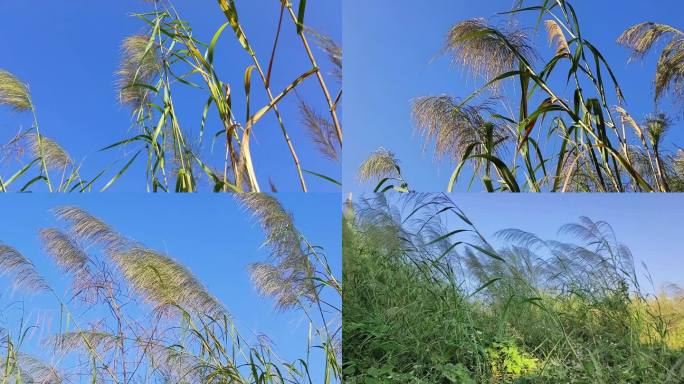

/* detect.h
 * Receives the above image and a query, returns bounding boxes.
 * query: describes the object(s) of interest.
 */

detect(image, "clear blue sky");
[386,193,683,292]
[344,0,684,193]
[0,0,341,192]
[0,193,341,379]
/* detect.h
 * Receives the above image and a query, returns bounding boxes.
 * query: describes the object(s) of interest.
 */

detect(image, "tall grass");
[343,193,684,383]
[358,0,684,192]
[0,71,88,192]
[0,0,341,192]
[0,194,340,383]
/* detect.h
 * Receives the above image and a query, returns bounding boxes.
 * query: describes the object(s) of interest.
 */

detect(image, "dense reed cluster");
[359,0,684,192]
[0,0,341,192]
[344,194,684,383]
[0,194,340,383]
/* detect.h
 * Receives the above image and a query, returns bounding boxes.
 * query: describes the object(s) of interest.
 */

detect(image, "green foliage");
[344,194,684,383]
[486,342,538,380]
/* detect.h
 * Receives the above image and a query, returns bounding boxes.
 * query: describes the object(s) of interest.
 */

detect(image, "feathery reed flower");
[2,353,62,384]
[444,18,535,81]
[619,22,684,101]
[675,150,684,176]
[53,206,129,251]
[39,228,88,274]
[237,193,316,310]
[357,148,401,182]
[300,101,339,161]
[645,113,671,146]
[53,331,118,354]
[0,244,49,293]
[110,247,225,316]
[117,34,162,109]
[237,193,303,261]
[544,20,570,56]
[308,28,342,81]
[618,22,681,60]
[412,95,506,161]
[26,134,72,169]
[0,69,32,111]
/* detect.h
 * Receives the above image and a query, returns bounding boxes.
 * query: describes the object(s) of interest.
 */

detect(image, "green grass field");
[343,194,684,383]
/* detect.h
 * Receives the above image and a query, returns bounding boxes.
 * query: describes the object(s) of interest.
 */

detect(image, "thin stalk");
[216,0,309,191]
[652,143,670,192]
[284,2,343,147]
[28,101,53,192]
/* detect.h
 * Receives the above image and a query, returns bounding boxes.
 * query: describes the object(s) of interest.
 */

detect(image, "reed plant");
[0,0,341,192]
[0,193,340,383]
[359,0,684,193]
[106,0,342,192]
[0,71,92,192]
[344,193,684,382]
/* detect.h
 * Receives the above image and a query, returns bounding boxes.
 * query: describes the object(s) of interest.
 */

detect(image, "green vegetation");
[343,194,684,383]
[0,0,341,192]
[359,0,684,192]
[0,194,340,383]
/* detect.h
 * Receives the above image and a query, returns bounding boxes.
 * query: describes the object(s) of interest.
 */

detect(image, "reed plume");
[0,69,31,112]
[619,22,684,101]
[357,148,401,182]
[0,244,49,293]
[0,352,62,384]
[26,134,72,170]
[53,206,129,251]
[444,18,535,81]
[544,20,570,56]
[110,247,225,317]
[300,101,339,161]
[237,193,316,310]
[412,95,506,161]
[116,34,162,109]
[39,228,88,274]
[308,28,342,81]
[53,331,118,354]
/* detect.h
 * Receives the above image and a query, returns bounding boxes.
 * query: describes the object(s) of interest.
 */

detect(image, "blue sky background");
[0,193,341,380]
[344,0,684,193]
[0,0,341,192]
[379,193,683,292]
